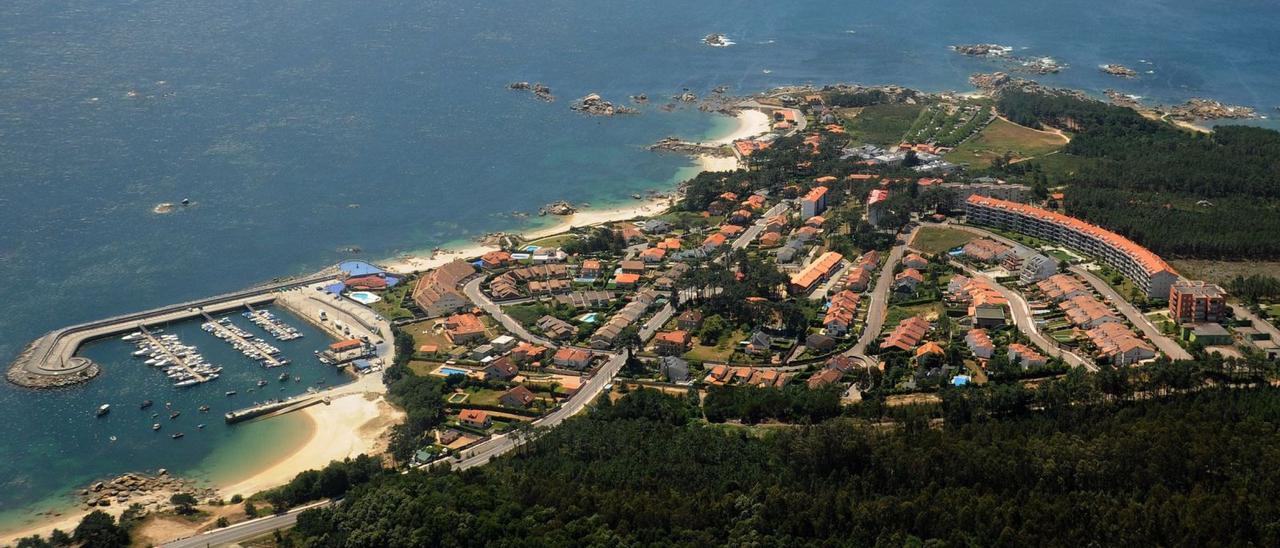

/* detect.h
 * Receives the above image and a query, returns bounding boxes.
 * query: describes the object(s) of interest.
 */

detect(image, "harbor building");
[965,196,1178,299]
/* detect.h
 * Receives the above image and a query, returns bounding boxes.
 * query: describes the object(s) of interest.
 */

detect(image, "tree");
[72,511,129,548]
[170,492,198,515]
[243,501,259,518]
[48,529,72,547]
[215,517,230,528]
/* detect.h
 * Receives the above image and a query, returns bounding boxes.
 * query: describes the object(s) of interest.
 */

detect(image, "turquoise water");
[3,0,1280,524]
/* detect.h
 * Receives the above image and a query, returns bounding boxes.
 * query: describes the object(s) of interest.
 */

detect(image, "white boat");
[122,332,141,341]
[173,379,199,388]
[95,404,110,417]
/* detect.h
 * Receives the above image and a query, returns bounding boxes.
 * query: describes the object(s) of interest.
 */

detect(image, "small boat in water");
[169,411,181,420]
[279,372,290,382]
[140,400,153,409]
[196,424,205,429]
[152,423,161,431]
[198,405,210,413]
[256,380,268,387]
[225,391,237,396]
[171,433,184,439]
[95,404,110,417]
[109,436,117,442]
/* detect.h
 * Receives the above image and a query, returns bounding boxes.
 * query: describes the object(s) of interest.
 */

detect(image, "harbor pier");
[6,273,334,389]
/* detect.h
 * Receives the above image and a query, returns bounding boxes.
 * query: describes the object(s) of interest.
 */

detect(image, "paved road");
[463,277,558,348]
[849,235,911,356]
[160,500,331,548]
[639,304,675,342]
[950,261,1093,371]
[731,202,789,251]
[453,351,626,470]
[1070,265,1192,361]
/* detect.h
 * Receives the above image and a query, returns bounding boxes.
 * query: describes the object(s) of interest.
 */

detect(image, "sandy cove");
[382,107,769,275]
[219,392,402,499]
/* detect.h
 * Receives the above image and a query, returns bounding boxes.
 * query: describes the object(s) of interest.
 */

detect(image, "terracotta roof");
[967,195,1175,277]
[791,251,844,291]
[802,186,829,202]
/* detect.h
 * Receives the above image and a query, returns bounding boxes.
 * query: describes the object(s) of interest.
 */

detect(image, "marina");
[130,326,221,388]
[243,305,304,341]
[199,313,288,368]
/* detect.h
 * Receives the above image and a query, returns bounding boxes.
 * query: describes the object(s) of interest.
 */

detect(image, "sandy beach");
[218,392,401,499]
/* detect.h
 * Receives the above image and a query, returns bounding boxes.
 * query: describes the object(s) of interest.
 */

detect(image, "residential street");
[952,261,1093,370]
[463,276,558,347]
[1070,265,1192,361]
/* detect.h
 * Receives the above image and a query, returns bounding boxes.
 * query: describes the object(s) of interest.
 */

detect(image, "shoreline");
[381,107,767,275]
[0,105,772,545]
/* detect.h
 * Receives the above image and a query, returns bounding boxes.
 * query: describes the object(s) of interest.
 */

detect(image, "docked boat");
[173,379,199,388]
[171,433,184,439]
[122,332,141,341]
[256,380,269,387]
[140,400,153,409]
[95,404,110,417]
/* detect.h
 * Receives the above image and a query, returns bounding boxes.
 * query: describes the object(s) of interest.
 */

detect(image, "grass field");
[944,117,1068,169]
[684,328,746,363]
[525,233,581,249]
[839,103,925,146]
[910,226,977,254]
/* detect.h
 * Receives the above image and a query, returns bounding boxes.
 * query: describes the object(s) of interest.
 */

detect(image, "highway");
[160,500,331,548]
[1070,265,1192,361]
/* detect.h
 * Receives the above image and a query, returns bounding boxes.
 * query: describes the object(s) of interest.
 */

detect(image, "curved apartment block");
[965,196,1178,299]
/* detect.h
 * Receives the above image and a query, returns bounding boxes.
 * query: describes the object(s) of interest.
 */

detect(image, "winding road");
[1069,265,1191,361]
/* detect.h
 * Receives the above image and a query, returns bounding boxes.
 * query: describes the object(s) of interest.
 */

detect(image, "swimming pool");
[437,367,470,377]
[347,291,382,305]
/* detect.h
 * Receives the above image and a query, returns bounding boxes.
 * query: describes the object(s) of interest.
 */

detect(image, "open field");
[885,302,946,330]
[910,226,977,254]
[684,329,746,363]
[944,117,1068,169]
[1169,260,1280,286]
[839,103,924,146]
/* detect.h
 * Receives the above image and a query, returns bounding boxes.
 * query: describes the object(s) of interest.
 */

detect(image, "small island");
[702,33,732,47]
[1100,64,1138,78]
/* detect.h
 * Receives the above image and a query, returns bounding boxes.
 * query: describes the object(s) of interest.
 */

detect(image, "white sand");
[218,393,401,500]
[706,109,772,145]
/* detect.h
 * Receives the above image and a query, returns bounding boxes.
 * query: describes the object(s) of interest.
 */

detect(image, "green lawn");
[684,329,746,363]
[944,117,1068,169]
[504,303,552,327]
[910,226,977,254]
[526,233,582,249]
[369,281,415,321]
[840,103,925,146]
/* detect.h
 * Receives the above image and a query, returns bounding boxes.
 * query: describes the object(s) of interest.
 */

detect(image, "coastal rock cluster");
[570,93,637,116]
[1100,64,1138,78]
[649,137,735,158]
[703,33,732,47]
[952,44,1063,74]
[79,470,217,509]
[1170,98,1258,120]
[507,82,555,102]
[540,200,577,216]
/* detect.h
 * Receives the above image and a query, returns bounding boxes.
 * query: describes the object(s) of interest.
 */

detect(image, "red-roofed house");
[459,409,491,428]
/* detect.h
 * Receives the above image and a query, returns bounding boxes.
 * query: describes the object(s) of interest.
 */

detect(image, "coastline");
[0,105,771,546]
[381,107,766,275]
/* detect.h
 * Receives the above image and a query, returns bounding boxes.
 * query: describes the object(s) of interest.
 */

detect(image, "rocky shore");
[649,137,734,157]
[1170,98,1258,120]
[952,45,1063,74]
[79,470,218,510]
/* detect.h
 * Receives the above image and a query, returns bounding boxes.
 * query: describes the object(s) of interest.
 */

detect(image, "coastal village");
[7,78,1280,547]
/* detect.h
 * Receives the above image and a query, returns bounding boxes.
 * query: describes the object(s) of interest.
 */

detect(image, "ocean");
[3,0,1280,526]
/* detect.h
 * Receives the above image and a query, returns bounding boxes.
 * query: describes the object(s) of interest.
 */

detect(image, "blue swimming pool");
[438,367,470,377]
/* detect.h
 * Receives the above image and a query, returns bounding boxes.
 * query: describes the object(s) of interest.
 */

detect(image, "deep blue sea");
[2,0,1279,526]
